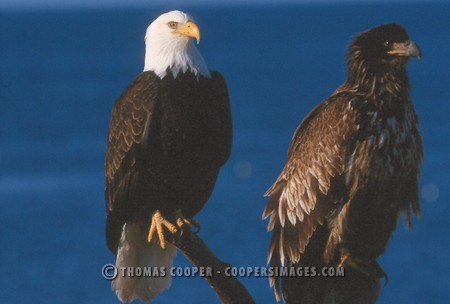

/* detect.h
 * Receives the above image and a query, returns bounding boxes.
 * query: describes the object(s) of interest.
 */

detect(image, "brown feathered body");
[105,71,232,253]
[263,24,423,303]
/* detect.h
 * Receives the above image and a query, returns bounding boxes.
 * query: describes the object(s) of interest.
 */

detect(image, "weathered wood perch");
[172,227,256,304]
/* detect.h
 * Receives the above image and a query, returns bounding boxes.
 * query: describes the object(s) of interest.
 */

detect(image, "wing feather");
[105,72,160,212]
[264,94,359,268]
[201,71,233,166]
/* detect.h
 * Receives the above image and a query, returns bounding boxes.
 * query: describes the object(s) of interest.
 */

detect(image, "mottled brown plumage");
[105,70,232,253]
[263,23,423,303]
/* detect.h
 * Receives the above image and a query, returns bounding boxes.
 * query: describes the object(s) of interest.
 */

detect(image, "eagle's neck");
[144,37,211,79]
[345,49,410,97]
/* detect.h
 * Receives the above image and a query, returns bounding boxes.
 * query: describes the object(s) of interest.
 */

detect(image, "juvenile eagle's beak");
[388,40,422,61]
[174,21,201,44]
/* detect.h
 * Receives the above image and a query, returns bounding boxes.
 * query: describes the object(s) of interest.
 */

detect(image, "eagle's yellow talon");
[338,248,350,268]
[174,210,201,233]
[147,210,178,249]
[147,210,201,248]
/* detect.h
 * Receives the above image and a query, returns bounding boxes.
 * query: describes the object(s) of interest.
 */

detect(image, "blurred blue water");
[0,3,449,304]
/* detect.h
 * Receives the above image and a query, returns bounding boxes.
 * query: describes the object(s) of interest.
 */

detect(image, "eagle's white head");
[143,10,211,79]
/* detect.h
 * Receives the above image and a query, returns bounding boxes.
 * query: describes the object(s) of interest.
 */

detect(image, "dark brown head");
[347,23,421,83]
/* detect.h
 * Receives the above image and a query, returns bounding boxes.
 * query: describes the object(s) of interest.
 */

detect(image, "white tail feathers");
[112,223,177,303]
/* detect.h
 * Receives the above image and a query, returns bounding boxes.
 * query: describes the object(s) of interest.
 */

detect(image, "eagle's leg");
[174,209,201,234]
[147,210,178,249]
[338,247,350,268]
[340,252,389,284]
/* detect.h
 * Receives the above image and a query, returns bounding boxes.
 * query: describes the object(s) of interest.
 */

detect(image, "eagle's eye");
[383,41,390,48]
[168,21,178,29]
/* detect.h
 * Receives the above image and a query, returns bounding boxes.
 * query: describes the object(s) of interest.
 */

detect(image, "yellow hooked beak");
[173,21,201,44]
[387,40,422,61]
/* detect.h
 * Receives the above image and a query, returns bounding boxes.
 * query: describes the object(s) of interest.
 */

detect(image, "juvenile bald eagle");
[263,23,423,303]
[105,11,232,302]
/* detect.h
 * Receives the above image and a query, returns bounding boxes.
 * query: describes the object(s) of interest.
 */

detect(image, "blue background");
[0,2,449,303]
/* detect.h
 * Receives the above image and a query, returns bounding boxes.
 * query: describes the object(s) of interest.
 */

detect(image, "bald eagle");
[105,11,232,302]
[263,23,423,303]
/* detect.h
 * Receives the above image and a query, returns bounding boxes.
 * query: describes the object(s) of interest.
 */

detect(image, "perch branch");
[172,227,255,304]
